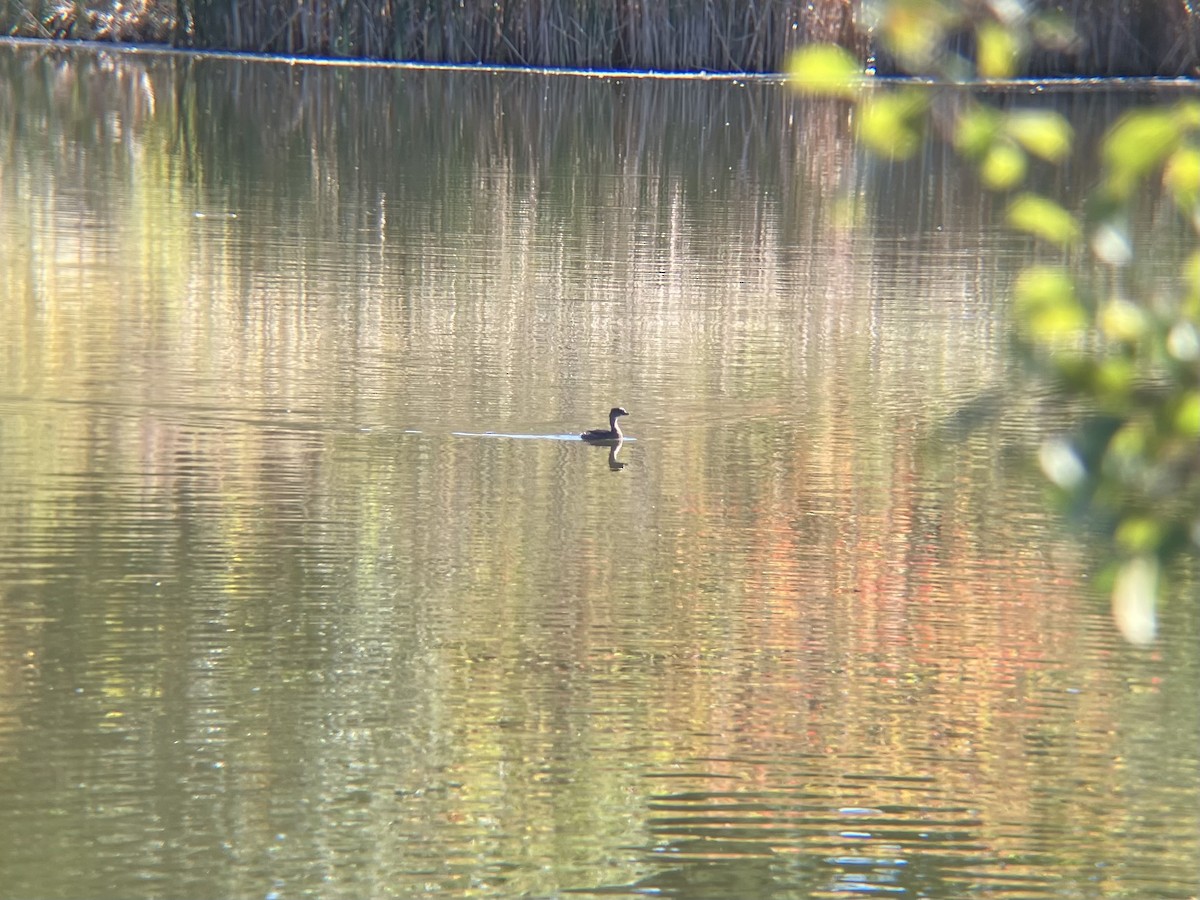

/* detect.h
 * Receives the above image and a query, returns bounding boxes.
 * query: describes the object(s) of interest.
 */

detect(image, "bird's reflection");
[582,437,626,469]
[607,439,625,470]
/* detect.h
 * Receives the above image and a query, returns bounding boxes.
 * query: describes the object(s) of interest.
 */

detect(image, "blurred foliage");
[790,2,1200,644]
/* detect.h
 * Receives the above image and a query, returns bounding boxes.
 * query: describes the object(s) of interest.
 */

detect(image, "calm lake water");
[0,40,1197,900]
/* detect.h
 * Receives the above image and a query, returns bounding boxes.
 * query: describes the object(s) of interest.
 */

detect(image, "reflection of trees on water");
[1,43,1197,900]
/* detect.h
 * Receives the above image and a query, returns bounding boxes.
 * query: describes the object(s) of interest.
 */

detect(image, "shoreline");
[3,36,1198,87]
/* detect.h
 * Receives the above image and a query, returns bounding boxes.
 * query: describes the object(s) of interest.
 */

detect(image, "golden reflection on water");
[0,41,1197,900]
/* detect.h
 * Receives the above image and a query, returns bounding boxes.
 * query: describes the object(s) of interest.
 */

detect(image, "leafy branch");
[790,1,1200,644]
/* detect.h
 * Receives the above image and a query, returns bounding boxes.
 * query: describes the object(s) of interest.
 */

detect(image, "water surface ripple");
[0,41,1197,900]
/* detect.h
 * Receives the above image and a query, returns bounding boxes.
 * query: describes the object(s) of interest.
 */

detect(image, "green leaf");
[1164,145,1200,210]
[1095,357,1135,398]
[1014,266,1087,343]
[788,45,863,98]
[1006,193,1081,245]
[977,21,1022,79]
[858,90,929,158]
[1005,110,1073,162]
[1115,516,1163,554]
[980,141,1026,190]
[1176,392,1200,435]
[954,107,1003,158]
[877,0,961,69]
[1099,297,1147,343]
[1103,109,1181,198]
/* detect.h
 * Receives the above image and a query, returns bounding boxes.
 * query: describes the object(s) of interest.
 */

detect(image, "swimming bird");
[580,407,628,442]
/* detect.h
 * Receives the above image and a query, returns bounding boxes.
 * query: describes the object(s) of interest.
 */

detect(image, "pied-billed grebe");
[580,407,628,442]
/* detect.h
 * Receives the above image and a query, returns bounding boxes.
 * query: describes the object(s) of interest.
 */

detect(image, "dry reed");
[0,0,1197,75]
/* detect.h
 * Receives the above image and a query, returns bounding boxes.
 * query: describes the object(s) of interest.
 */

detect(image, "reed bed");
[1,0,1197,75]
[171,0,863,72]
